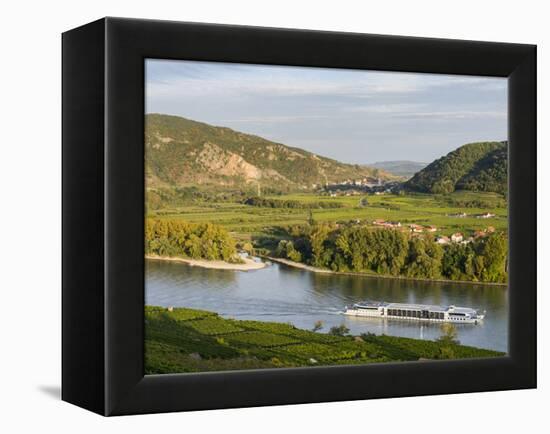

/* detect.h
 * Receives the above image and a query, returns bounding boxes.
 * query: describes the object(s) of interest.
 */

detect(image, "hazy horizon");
[146,59,507,164]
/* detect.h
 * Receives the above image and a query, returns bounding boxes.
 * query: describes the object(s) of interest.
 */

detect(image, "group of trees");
[274,223,508,283]
[441,233,508,282]
[456,145,508,194]
[146,218,238,262]
[442,194,507,209]
[243,196,344,209]
[147,187,261,211]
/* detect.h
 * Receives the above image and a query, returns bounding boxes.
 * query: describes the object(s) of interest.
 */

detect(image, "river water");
[145,258,508,352]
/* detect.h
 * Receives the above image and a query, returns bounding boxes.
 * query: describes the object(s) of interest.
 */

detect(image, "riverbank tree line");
[275,223,507,283]
[146,218,238,261]
[243,196,344,209]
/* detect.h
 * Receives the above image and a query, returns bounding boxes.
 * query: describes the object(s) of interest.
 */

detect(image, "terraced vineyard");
[145,306,504,374]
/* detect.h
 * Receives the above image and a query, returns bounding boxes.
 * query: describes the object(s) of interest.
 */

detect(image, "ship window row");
[386,309,444,320]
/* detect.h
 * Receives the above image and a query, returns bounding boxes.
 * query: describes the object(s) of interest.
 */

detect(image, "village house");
[426,225,437,232]
[436,235,450,244]
[451,232,464,243]
[372,219,402,229]
[409,224,424,233]
[474,226,497,238]
[382,221,401,229]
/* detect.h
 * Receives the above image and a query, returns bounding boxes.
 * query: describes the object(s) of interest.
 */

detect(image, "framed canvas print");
[62,17,536,416]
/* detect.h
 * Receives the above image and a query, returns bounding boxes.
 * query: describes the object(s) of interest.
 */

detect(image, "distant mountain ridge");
[145,114,391,192]
[370,160,427,178]
[405,141,507,194]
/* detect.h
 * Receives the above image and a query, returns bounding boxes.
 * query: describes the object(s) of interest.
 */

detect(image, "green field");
[145,306,504,374]
[148,190,507,242]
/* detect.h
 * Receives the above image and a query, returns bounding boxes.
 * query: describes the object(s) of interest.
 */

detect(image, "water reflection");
[145,258,508,352]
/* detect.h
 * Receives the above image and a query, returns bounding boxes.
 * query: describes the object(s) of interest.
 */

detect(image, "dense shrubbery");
[274,223,508,283]
[146,218,238,261]
[441,232,508,283]
[243,196,344,209]
[275,240,303,262]
[406,141,507,194]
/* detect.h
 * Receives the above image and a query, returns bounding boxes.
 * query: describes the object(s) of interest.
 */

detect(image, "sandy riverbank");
[265,257,332,274]
[145,254,267,271]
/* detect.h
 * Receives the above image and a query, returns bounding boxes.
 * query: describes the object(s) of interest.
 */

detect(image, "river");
[145,258,508,352]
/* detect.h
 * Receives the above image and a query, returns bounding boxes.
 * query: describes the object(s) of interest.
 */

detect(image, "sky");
[145,59,507,164]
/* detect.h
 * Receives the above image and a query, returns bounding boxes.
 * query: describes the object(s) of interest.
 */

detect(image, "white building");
[477,212,496,219]
[451,233,464,243]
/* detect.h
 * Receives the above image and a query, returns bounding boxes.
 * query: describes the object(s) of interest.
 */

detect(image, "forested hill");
[405,141,508,194]
[145,114,390,192]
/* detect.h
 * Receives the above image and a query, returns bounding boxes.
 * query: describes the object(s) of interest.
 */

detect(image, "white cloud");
[390,110,507,120]
[220,114,331,124]
[145,59,507,162]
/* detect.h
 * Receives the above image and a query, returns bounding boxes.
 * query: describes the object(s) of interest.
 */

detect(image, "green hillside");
[145,114,389,194]
[405,141,507,194]
[456,146,508,194]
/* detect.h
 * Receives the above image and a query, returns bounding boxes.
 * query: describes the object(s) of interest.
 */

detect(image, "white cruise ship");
[344,301,485,324]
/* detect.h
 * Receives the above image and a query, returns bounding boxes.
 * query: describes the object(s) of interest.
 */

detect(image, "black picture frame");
[62,17,536,416]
